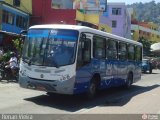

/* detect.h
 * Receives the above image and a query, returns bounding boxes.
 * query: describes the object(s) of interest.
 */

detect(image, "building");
[0,1,29,46]
[128,8,160,43]
[100,3,131,39]
[131,21,160,43]
[31,0,100,28]
[31,0,111,33]
[4,0,32,14]
[127,8,136,21]
[31,0,76,25]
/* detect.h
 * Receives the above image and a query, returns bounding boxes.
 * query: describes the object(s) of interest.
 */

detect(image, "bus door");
[92,35,107,87]
[117,42,128,83]
[106,39,119,86]
[75,33,92,92]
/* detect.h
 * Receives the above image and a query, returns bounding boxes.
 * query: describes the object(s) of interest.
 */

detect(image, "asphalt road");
[0,70,160,115]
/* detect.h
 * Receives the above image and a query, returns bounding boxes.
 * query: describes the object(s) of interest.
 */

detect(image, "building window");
[112,20,117,28]
[112,8,121,15]
[13,0,20,7]
[2,10,15,25]
[16,15,27,28]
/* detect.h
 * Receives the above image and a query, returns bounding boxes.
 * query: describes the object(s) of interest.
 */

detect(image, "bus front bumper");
[19,74,75,95]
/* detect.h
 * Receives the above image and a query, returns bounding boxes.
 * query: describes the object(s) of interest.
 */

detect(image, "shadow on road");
[24,84,160,112]
[104,84,159,106]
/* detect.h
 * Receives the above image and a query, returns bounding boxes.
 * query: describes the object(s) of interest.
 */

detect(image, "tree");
[138,37,152,56]
[127,1,160,25]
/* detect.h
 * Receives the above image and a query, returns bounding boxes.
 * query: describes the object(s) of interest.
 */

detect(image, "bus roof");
[29,24,142,46]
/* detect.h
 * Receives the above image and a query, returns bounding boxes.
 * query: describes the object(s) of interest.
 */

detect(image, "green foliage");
[1,51,11,62]
[128,1,160,25]
[12,39,22,52]
[138,37,152,56]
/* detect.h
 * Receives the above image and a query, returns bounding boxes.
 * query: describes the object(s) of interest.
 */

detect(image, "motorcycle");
[0,62,19,82]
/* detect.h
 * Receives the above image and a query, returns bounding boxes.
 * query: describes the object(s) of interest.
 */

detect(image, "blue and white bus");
[19,24,142,98]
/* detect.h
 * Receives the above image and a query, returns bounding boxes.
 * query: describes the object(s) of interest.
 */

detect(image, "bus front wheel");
[86,79,98,99]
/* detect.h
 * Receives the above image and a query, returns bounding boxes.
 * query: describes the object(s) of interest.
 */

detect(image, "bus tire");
[86,79,97,99]
[124,73,133,89]
[0,72,2,81]
[149,68,152,74]
[0,71,5,81]
[47,92,55,96]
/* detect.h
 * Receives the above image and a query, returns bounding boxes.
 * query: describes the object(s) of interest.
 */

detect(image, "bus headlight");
[60,75,70,81]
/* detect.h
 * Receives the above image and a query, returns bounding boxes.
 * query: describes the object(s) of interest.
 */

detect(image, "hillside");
[127,1,160,25]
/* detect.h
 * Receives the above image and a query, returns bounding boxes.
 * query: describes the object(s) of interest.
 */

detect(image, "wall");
[4,0,32,14]
[0,2,29,34]
[131,24,160,42]
[31,0,76,25]
[99,23,112,33]
[100,3,131,39]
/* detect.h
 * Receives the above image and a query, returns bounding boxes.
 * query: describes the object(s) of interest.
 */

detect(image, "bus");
[19,24,142,98]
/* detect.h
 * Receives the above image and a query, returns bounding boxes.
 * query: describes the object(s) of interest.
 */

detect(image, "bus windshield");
[22,29,79,67]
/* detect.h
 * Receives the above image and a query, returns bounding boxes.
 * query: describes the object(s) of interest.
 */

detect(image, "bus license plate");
[36,86,46,91]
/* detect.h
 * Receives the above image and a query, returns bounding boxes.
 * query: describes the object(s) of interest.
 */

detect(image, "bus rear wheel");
[149,68,152,74]
[124,73,133,89]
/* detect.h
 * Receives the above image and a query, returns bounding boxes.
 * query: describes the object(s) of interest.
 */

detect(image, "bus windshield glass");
[22,29,79,67]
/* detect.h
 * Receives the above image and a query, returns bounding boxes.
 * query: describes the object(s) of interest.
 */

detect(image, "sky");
[107,0,159,5]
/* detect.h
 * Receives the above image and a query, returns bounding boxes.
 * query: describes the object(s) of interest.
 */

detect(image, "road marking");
[73,106,98,114]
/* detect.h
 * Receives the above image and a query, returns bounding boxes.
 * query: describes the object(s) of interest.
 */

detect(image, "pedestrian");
[5,52,18,76]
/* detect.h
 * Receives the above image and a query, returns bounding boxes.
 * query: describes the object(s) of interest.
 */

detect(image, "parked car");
[142,59,152,73]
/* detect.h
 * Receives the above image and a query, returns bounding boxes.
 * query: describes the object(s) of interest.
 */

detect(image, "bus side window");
[77,37,91,69]
[128,44,135,61]
[107,39,118,60]
[82,39,91,63]
[135,46,142,61]
[93,36,106,59]
[118,42,127,60]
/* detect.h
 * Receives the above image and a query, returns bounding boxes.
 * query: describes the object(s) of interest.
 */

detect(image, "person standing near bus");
[5,52,18,76]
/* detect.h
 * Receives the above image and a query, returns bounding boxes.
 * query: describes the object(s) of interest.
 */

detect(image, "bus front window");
[22,29,78,67]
